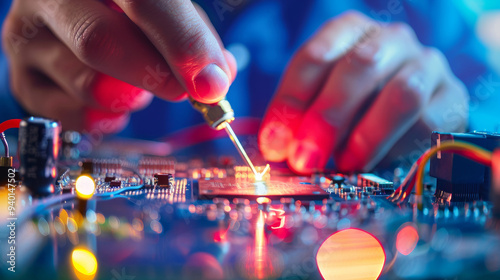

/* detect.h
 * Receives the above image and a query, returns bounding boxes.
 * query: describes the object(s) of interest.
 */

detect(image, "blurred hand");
[259,11,468,174]
[2,0,236,132]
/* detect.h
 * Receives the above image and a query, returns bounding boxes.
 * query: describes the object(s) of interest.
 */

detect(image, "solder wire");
[224,123,259,177]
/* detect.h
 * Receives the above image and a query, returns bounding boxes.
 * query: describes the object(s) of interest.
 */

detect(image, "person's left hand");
[258,12,468,174]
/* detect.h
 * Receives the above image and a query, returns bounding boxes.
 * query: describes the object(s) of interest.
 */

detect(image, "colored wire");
[415,141,492,198]
[389,140,493,206]
[0,132,8,157]
[0,119,22,133]
[94,184,144,197]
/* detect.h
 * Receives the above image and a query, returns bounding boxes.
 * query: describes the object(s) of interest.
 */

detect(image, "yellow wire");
[415,141,492,207]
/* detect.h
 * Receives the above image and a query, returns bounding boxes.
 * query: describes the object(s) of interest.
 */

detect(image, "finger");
[17,27,94,104]
[377,76,468,168]
[84,108,130,134]
[113,0,232,103]
[34,0,185,101]
[194,3,237,82]
[336,48,446,172]
[287,23,422,174]
[223,50,237,83]
[91,73,154,112]
[259,12,375,162]
[10,65,85,130]
[20,27,154,112]
[420,75,469,133]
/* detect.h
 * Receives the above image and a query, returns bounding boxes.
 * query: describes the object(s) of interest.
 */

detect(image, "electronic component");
[104,176,116,183]
[18,117,61,196]
[197,177,330,200]
[109,180,121,187]
[0,156,13,186]
[330,175,346,188]
[234,165,271,181]
[0,131,14,186]
[154,173,174,188]
[358,173,393,189]
[80,159,94,175]
[430,131,500,202]
[8,115,500,280]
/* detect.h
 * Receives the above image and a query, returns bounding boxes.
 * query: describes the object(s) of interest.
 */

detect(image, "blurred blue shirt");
[0,0,498,139]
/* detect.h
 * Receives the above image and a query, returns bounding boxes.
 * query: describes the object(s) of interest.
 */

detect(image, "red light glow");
[269,208,286,230]
[396,225,419,256]
[316,228,385,280]
[255,210,266,279]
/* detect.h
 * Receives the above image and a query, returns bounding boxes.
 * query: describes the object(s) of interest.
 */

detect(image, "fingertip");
[287,140,323,175]
[170,92,189,103]
[132,90,154,111]
[258,121,292,162]
[84,109,129,134]
[92,73,152,111]
[192,64,229,103]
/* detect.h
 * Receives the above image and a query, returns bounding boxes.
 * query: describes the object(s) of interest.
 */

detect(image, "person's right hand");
[1,0,236,132]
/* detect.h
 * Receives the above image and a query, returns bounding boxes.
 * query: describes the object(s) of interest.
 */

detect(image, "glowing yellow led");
[75,175,96,200]
[71,248,98,280]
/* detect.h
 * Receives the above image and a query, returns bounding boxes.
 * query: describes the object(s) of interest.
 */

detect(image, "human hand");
[2,0,236,132]
[259,11,468,174]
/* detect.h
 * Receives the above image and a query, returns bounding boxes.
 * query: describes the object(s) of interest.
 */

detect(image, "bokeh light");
[316,228,386,280]
[71,248,98,280]
[75,175,96,200]
[396,224,419,256]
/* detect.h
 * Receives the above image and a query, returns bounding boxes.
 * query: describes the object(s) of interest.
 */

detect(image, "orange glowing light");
[316,229,385,280]
[71,248,98,280]
[396,225,419,256]
[75,175,96,200]
[256,197,271,205]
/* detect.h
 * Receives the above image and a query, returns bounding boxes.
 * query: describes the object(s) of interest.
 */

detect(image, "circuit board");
[1,118,500,280]
[1,153,500,280]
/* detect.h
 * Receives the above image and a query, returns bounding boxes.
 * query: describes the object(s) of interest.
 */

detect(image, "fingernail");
[289,141,322,174]
[193,64,229,103]
[259,121,292,162]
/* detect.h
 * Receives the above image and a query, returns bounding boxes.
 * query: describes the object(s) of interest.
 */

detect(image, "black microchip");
[109,180,121,187]
[154,173,174,188]
[104,176,116,183]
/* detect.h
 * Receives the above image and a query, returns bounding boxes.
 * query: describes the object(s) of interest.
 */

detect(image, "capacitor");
[0,156,13,186]
[18,117,61,196]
